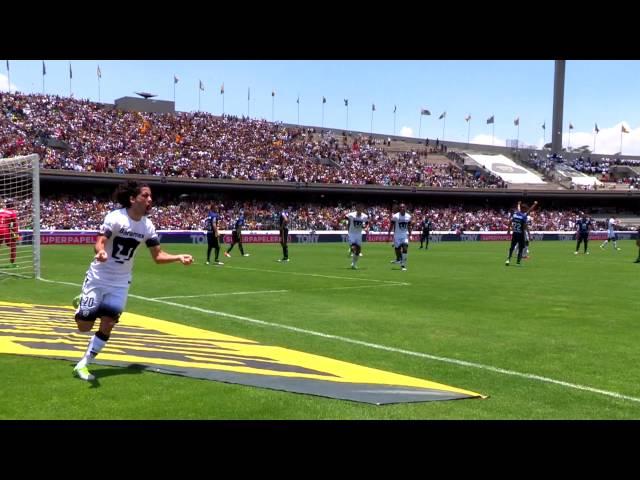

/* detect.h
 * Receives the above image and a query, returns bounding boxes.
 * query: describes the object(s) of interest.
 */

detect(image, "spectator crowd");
[37,194,623,232]
[2,92,505,188]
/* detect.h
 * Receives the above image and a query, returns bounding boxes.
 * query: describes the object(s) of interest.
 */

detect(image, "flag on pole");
[5,60,9,71]
[622,124,629,133]
[420,108,431,115]
[174,75,179,84]
[542,122,545,130]
[220,83,224,94]
[595,123,599,133]
[514,117,519,126]
[465,114,471,122]
[97,65,102,78]
[248,88,250,101]
[372,103,376,111]
[569,123,574,130]
[393,105,397,114]
[322,96,326,104]
[296,95,299,104]
[272,89,275,97]
[42,61,46,75]
[344,99,348,107]
[199,80,204,91]
[486,115,494,124]
[69,63,72,79]
[439,111,446,120]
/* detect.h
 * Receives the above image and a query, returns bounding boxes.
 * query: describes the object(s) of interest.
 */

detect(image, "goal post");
[0,154,40,279]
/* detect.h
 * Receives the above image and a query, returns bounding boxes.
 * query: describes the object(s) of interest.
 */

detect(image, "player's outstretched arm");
[525,201,538,214]
[149,245,193,265]
[94,235,108,262]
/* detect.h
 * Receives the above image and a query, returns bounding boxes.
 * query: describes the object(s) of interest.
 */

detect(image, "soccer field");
[1,240,639,419]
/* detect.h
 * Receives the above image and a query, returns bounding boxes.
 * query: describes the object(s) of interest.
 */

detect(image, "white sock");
[77,334,107,367]
[401,253,407,266]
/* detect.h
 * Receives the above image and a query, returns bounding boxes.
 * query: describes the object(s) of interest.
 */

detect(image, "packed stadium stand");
[2,91,639,229]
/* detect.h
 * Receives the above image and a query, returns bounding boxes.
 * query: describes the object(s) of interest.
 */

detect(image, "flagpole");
[272,94,274,122]
[297,95,300,126]
[442,115,446,141]
[42,62,45,94]
[321,101,325,129]
[543,122,545,147]
[467,119,471,146]
[198,85,201,111]
[517,123,520,152]
[69,63,72,97]
[247,88,250,118]
[6,61,10,94]
[222,90,225,116]
[370,108,373,135]
[620,129,623,155]
[593,132,596,153]
[346,104,349,131]
[393,109,396,136]
[173,77,176,104]
[419,114,422,139]
[492,118,495,146]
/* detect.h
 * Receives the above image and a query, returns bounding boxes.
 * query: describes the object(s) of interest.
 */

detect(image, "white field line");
[38,277,640,404]
[152,290,289,300]
[222,265,409,286]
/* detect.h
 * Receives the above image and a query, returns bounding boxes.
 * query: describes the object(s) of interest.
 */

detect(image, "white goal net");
[0,154,40,278]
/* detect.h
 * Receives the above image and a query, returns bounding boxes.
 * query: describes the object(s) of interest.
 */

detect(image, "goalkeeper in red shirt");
[0,199,19,267]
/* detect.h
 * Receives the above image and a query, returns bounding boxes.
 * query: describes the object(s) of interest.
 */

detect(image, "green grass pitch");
[1,239,639,419]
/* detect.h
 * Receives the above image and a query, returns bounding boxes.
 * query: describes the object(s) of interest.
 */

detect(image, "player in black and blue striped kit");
[505,201,537,266]
[204,204,223,265]
[419,216,432,249]
[277,207,290,262]
[574,212,592,255]
[225,212,249,258]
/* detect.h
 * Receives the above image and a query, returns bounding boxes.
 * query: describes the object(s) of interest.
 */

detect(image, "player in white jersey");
[71,181,193,381]
[345,206,368,269]
[600,217,621,250]
[387,203,412,271]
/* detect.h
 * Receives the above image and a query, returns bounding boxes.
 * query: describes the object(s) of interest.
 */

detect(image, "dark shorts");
[280,228,289,243]
[232,231,241,243]
[207,232,220,248]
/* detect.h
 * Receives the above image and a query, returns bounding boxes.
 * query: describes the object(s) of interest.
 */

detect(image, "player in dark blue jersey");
[505,200,537,266]
[419,215,432,249]
[277,207,290,262]
[634,225,640,263]
[225,211,249,258]
[574,212,592,255]
[204,203,223,265]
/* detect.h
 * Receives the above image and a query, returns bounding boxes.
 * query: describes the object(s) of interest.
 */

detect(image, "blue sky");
[2,60,640,155]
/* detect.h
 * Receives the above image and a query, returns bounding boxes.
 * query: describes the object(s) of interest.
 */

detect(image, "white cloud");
[0,73,17,92]
[399,126,413,137]
[470,134,507,147]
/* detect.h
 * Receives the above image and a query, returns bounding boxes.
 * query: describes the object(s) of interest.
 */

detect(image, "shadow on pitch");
[83,364,146,388]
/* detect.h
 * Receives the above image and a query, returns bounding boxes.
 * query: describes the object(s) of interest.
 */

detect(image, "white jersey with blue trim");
[392,212,412,236]
[608,218,616,235]
[347,212,368,234]
[86,208,160,287]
